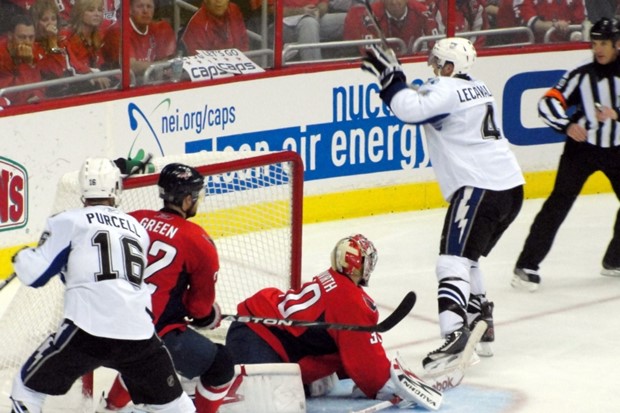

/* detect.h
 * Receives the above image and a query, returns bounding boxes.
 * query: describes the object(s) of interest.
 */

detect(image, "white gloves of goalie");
[361,44,406,90]
[352,356,443,411]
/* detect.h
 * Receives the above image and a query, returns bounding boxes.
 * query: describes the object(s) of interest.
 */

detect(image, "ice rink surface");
[1,193,619,412]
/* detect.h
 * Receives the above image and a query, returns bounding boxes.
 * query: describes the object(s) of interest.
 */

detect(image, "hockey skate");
[422,321,487,384]
[512,267,541,292]
[422,326,470,372]
[601,263,620,277]
[470,301,494,357]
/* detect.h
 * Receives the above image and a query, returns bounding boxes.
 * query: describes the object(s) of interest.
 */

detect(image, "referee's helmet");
[590,17,620,41]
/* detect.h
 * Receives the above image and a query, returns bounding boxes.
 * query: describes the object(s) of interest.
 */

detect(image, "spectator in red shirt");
[181,0,249,55]
[519,0,586,43]
[344,0,437,56]
[103,0,177,82]
[61,0,113,91]
[30,0,79,97]
[0,15,44,105]
[485,0,532,46]
[0,0,79,28]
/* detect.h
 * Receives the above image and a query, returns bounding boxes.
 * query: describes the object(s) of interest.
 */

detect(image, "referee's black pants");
[516,138,620,270]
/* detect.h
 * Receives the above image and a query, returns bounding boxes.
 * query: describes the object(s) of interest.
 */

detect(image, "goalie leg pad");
[388,357,443,411]
[218,363,306,413]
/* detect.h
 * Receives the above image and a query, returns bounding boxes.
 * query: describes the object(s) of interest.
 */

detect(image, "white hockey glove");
[189,302,222,330]
[361,44,406,90]
[379,356,443,411]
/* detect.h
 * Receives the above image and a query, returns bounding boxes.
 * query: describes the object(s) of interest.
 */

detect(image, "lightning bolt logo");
[455,188,473,243]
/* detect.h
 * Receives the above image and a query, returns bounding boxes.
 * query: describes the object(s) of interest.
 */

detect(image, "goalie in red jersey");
[226,234,441,409]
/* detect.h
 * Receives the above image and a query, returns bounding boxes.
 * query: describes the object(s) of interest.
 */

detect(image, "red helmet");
[330,234,378,286]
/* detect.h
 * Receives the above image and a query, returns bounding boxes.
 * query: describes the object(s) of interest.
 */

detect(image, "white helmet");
[79,157,122,204]
[429,37,476,76]
[331,234,378,287]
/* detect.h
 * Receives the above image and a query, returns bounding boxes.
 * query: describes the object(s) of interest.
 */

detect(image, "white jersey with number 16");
[12,205,153,340]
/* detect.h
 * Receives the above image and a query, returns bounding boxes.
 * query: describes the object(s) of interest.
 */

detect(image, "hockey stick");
[350,398,397,413]
[222,291,416,333]
[0,273,17,292]
[362,0,389,49]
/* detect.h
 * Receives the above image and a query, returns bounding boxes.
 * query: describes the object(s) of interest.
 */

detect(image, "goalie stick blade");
[349,399,395,413]
[458,321,487,371]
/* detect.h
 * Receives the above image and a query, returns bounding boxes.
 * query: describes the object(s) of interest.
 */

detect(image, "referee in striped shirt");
[513,17,620,291]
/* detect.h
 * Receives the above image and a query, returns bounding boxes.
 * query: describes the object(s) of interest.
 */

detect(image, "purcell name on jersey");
[12,205,154,340]
[85,211,142,235]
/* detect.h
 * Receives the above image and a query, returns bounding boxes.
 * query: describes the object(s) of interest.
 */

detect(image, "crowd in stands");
[0,0,618,108]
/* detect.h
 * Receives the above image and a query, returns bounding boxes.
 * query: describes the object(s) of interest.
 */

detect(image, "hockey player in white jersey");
[9,158,195,413]
[362,38,525,370]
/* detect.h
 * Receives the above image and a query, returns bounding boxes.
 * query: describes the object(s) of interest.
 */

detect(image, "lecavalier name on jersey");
[456,84,493,103]
[85,212,141,237]
[137,217,179,239]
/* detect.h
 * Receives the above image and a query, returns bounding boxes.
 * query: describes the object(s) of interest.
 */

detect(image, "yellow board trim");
[0,171,613,280]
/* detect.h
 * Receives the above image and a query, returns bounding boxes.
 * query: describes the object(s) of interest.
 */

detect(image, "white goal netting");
[0,151,303,412]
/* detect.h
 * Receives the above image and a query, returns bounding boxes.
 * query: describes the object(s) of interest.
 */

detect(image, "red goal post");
[0,150,304,411]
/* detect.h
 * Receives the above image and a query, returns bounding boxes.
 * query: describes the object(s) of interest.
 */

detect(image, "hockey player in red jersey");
[99,163,234,413]
[226,234,438,408]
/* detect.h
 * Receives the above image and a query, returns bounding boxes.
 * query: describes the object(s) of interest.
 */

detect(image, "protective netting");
[0,151,303,411]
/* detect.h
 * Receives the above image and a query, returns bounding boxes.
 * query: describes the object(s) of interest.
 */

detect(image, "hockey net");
[0,150,303,412]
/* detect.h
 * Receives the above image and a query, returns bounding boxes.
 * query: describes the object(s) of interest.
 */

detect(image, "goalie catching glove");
[361,45,406,91]
[373,356,443,411]
[188,302,222,330]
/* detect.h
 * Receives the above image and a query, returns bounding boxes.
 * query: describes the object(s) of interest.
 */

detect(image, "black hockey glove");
[113,150,154,176]
[188,302,222,330]
[361,44,406,90]
[113,157,149,175]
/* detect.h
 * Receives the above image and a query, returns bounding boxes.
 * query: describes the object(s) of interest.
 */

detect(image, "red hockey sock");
[105,375,131,409]
[194,380,233,413]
